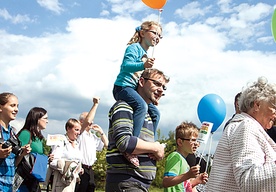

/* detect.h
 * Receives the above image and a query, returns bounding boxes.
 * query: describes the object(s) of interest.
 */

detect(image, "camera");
[2,135,22,156]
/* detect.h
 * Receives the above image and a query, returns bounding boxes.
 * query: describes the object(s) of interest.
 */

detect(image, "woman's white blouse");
[50,139,82,168]
[207,113,276,192]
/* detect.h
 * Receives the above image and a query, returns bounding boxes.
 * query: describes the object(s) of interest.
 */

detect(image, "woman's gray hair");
[239,76,276,112]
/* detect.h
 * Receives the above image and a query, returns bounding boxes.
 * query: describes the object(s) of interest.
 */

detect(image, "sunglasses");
[179,138,198,144]
[147,30,163,39]
[143,78,167,90]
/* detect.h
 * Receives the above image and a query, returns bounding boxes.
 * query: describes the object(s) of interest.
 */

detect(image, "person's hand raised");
[93,97,100,104]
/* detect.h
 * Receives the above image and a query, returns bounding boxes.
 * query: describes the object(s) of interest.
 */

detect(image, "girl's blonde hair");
[127,21,162,45]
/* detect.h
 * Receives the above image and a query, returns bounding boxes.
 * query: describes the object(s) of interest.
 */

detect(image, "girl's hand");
[48,153,54,163]
[198,172,208,184]
[148,153,157,160]
[21,144,32,156]
[0,144,12,158]
[144,58,155,68]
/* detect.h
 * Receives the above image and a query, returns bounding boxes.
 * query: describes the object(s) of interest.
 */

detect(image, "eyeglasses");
[143,78,167,90]
[179,138,198,144]
[147,30,163,39]
[40,117,48,122]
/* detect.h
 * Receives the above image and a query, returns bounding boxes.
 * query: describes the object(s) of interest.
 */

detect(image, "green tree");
[151,130,176,189]
[42,138,51,155]
[92,148,107,189]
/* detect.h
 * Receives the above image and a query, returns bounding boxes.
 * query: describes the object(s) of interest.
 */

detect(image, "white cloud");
[0,8,34,24]
[234,3,271,22]
[0,8,10,20]
[104,0,145,16]
[100,10,110,17]
[36,0,64,14]
[203,3,272,46]
[1,0,275,155]
[2,17,275,154]
[218,0,233,13]
[174,2,210,21]
[257,36,274,43]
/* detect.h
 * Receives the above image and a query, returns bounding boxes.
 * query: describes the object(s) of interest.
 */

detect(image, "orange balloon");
[142,0,167,9]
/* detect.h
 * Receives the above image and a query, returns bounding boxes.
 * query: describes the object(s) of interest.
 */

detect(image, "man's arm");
[80,97,100,133]
[100,132,108,148]
[132,139,164,160]
[91,124,108,147]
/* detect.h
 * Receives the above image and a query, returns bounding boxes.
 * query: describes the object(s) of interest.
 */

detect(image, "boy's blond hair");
[175,121,199,146]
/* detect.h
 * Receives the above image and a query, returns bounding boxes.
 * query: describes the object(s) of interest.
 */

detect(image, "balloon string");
[205,133,213,173]
[197,141,207,166]
[157,9,162,26]
[151,9,163,58]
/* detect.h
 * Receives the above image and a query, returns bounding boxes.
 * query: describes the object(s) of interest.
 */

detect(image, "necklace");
[65,134,75,145]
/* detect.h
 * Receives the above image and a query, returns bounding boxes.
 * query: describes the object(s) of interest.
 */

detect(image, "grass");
[96,186,163,192]
[42,184,163,191]
[149,186,163,192]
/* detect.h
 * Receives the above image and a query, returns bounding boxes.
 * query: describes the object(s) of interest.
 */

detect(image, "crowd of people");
[1,19,276,192]
[0,93,108,192]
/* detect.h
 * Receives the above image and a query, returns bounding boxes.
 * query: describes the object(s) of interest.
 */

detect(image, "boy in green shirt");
[163,121,208,192]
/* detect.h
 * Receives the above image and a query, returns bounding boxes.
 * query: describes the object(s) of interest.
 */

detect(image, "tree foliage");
[42,138,52,155]
[92,148,107,189]
[151,130,176,188]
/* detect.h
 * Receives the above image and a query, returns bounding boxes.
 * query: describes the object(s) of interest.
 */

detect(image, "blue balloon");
[197,94,226,133]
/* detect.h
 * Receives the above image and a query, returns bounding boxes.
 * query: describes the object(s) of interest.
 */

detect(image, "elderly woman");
[207,77,276,192]
[49,118,83,192]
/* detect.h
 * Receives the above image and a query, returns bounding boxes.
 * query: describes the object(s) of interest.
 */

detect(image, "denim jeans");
[113,85,160,136]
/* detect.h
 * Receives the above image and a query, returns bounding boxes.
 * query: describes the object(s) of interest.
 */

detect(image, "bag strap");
[0,125,16,143]
[0,126,4,144]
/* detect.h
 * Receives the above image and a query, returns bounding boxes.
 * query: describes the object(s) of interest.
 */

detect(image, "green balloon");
[272,9,276,42]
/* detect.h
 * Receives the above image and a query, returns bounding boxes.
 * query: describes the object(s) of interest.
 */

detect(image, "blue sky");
[0,0,276,154]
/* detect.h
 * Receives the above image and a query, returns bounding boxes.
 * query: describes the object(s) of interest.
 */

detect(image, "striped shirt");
[106,100,156,188]
[206,113,276,192]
